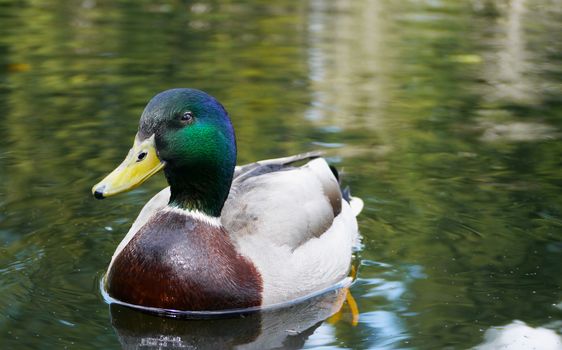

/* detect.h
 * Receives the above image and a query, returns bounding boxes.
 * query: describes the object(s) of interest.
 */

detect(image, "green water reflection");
[1,0,561,349]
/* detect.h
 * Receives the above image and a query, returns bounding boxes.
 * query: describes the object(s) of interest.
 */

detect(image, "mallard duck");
[92,88,363,311]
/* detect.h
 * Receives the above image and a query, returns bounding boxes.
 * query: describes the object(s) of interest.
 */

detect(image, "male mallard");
[92,88,363,311]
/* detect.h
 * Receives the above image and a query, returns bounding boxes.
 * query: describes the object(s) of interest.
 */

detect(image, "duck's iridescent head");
[92,88,237,216]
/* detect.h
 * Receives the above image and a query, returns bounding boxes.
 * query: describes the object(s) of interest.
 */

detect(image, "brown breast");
[106,210,263,311]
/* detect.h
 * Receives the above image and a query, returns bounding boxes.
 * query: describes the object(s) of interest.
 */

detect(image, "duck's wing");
[223,155,362,305]
[223,155,355,250]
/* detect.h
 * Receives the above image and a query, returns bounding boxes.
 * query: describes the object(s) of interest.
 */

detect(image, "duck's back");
[222,156,361,305]
[223,157,345,249]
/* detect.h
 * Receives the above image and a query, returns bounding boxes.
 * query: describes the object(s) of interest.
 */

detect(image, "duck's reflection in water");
[110,287,348,349]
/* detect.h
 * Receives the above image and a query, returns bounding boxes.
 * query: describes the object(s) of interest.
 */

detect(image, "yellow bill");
[92,134,164,199]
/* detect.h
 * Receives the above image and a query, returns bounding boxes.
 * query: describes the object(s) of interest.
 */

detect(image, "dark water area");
[1,0,561,349]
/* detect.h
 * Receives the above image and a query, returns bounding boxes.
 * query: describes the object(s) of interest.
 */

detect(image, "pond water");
[1,0,561,349]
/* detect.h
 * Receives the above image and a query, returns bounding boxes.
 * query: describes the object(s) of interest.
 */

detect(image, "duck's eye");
[137,151,147,162]
[180,111,194,123]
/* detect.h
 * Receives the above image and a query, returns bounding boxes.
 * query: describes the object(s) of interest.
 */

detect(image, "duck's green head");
[92,88,237,216]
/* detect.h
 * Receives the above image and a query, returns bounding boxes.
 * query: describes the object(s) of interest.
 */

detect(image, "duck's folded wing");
[223,156,345,250]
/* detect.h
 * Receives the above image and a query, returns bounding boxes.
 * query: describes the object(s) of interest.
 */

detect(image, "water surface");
[1,0,561,349]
